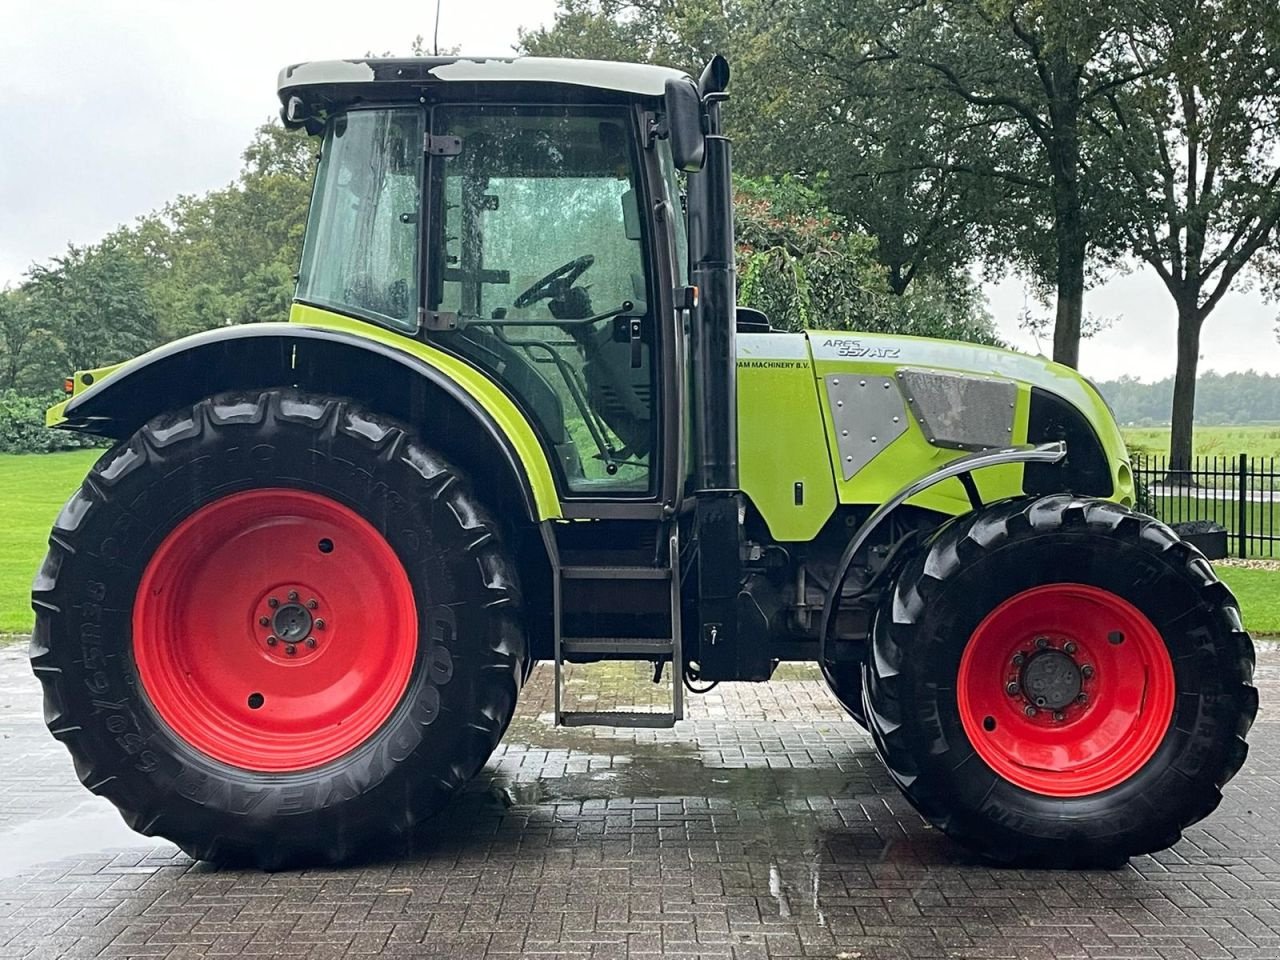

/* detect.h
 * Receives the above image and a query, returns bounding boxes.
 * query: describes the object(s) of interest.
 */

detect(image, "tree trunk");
[1051,188,1086,369]
[1167,307,1202,477]
[887,264,910,296]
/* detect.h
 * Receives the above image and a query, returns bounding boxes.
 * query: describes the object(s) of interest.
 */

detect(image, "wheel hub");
[256,589,326,660]
[1019,649,1082,710]
[272,602,313,642]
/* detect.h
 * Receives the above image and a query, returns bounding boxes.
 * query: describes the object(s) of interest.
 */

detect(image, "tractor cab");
[280,57,717,506]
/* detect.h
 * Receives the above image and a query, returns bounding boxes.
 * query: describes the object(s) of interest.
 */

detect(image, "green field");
[2,448,1278,639]
[1119,424,1280,560]
[0,450,99,635]
[1121,423,1280,459]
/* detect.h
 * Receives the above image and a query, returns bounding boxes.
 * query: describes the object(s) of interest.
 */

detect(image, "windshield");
[297,108,424,331]
[429,105,655,495]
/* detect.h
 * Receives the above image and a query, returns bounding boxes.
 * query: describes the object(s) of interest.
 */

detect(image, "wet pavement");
[1,643,1278,959]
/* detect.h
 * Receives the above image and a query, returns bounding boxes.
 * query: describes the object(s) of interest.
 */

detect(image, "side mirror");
[698,55,730,98]
[663,77,705,172]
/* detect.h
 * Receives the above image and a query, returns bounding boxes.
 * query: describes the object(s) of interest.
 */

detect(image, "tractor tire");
[863,495,1257,868]
[823,661,866,728]
[30,390,526,868]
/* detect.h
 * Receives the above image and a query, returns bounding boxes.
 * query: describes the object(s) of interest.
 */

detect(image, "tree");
[735,175,1000,343]
[799,0,1153,369]
[23,241,160,374]
[518,0,733,72]
[738,5,995,298]
[0,288,53,392]
[126,120,315,339]
[1094,0,1280,473]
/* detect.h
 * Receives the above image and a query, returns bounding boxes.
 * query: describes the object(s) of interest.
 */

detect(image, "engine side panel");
[735,334,837,541]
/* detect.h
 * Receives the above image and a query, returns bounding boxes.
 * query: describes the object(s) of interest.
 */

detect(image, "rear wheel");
[30,390,526,867]
[863,495,1257,867]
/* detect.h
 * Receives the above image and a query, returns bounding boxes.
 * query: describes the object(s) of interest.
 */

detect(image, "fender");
[50,319,562,522]
[817,442,1068,651]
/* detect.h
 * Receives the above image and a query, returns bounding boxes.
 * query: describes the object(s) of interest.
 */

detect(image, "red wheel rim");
[134,489,418,772]
[957,583,1174,797]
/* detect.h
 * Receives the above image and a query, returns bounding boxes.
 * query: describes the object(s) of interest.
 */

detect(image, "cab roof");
[277,56,689,105]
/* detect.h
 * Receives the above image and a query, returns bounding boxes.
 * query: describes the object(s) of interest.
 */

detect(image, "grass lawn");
[1,449,1277,639]
[0,449,99,636]
[1215,565,1280,636]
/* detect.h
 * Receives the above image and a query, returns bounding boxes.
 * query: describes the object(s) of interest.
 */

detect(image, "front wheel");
[30,390,526,867]
[863,495,1257,867]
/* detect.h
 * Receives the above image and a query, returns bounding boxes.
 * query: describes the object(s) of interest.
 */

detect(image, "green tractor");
[32,54,1256,869]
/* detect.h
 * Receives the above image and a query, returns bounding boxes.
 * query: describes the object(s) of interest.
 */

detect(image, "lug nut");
[266,636,278,646]
[305,638,317,649]
[285,644,297,656]
[315,619,326,630]
[288,590,299,602]
[1076,693,1088,705]
[1006,681,1020,696]
[1012,653,1026,666]
[1081,665,1094,679]
[267,597,279,608]
[1064,641,1077,655]
[307,598,318,609]
[259,616,270,627]
[1024,705,1038,718]
[1034,636,1049,649]
[1053,711,1065,721]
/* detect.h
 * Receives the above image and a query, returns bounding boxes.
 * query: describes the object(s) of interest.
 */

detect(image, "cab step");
[561,565,671,580]
[543,524,683,729]
[560,637,674,656]
[559,711,676,729]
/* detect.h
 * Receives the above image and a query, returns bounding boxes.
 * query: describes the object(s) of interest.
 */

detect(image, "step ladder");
[545,526,683,728]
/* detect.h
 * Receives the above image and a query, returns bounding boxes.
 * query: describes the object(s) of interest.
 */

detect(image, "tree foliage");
[523,0,1155,367]
[1093,0,1280,469]
[518,0,733,71]
[735,175,1000,343]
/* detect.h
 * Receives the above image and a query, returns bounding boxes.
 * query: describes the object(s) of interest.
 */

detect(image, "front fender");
[50,314,561,521]
[817,442,1068,647]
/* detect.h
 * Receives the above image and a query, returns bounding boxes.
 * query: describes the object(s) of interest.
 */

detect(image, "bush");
[0,390,106,453]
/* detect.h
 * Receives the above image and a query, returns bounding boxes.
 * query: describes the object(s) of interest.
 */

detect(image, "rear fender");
[49,320,561,523]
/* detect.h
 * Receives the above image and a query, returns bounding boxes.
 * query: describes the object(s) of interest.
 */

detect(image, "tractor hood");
[802,330,1114,422]
[733,329,1132,542]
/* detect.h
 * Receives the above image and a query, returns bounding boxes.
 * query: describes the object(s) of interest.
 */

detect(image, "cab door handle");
[629,318,643,368]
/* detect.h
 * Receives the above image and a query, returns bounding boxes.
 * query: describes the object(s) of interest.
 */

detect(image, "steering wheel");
[513,254,595,308]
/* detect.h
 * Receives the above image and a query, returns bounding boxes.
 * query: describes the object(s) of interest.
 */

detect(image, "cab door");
[424,103,677,515]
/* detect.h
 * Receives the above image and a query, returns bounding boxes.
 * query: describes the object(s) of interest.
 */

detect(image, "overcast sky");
[3,0,1277,383]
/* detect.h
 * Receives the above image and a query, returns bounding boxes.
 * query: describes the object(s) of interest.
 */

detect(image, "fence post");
[1238,452,1248,559]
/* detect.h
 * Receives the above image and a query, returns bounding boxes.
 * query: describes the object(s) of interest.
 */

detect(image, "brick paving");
[0,644,1277,959]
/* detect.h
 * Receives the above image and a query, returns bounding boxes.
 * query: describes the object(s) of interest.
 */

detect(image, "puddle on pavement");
[488,716,865,810]
[0,798,166,878]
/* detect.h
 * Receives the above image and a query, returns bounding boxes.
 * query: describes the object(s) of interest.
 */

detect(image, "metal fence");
[1131,453,1280,558]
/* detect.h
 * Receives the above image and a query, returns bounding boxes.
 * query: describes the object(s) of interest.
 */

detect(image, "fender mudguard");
[50,320,561,522]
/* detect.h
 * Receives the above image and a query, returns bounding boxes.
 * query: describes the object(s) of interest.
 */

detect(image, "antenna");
[433,0,442,56]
